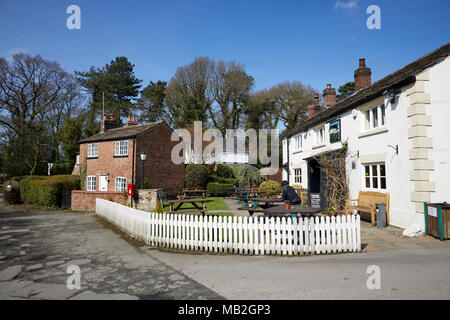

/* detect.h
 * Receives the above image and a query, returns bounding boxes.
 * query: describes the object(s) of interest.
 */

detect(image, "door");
[99,175,108,191]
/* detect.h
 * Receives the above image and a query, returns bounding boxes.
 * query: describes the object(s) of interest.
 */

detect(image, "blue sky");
[1,0,449,92]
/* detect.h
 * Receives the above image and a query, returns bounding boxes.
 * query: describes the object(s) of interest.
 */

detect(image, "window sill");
[312,143,326,149]
[292,149,303,154]
[358,127,388,138]
[113,155,129,158]
[86,157,98,160]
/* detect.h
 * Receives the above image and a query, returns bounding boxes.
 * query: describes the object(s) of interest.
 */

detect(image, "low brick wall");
[71,190,127,212]
[134,189,161,212]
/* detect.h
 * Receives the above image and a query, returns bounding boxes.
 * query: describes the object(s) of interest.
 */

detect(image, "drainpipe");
[286,137,290,185]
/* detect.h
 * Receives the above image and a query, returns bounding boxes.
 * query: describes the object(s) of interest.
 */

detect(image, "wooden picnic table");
[239,197,283,209]
[166,198,208,213]
[182,189,206,199]
[262,205,322,219]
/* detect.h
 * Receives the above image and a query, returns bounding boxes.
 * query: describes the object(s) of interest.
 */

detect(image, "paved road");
[1,198,449,300]
[0,201,222,300]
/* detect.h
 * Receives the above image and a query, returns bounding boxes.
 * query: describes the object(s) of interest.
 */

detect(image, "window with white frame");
[87,176,96,191]
[364,163,386,190]
[115,177,127,191]
[363,104,386,131]
[294,135,302,150]
[294,169,302,184]
[115,140,128,156]
[87,144,98,158]
[315,126,325,145]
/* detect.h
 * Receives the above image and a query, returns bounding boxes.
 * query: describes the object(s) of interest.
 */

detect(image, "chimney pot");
[359,58,366,67]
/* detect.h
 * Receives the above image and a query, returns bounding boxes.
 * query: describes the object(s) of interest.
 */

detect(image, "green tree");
[136,80,167,123]
[336,81,355,102]
[76,56,142,123]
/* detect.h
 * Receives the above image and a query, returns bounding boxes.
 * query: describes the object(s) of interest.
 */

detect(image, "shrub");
[207,182,233,197]
[259,180,282,196]
[214,164,234,178]
[231,166,265,187]
[185,164,209,189]
[2,179,22,204]
[20,175,80,208]
[208,174,237,186]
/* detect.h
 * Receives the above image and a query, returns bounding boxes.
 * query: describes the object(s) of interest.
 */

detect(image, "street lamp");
[140,152,147,189]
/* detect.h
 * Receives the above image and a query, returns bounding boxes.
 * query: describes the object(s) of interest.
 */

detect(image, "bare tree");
[0,53,82,175]
[210,61,254,132]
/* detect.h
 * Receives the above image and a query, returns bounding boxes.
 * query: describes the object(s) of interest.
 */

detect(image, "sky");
[1,0,449,93]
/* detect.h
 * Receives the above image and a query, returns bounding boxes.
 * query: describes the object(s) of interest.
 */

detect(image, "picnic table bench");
[182,189,206,199]
[239,196,283,209]
[166,198,208,215]
[262,205,322,219]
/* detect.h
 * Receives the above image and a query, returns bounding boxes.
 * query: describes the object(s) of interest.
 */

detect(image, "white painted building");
[282,43,450,229]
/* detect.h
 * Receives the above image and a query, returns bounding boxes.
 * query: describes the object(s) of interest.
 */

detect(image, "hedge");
[214,164,234,178]
[185,164,209,189]
[208,174,237,186]
[206,182,233,197]
[20,175,80,208]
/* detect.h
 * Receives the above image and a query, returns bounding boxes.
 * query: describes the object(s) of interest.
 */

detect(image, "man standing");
[281,180,301,205]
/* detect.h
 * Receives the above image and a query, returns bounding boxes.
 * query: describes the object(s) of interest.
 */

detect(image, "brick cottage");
[71,115,185,211]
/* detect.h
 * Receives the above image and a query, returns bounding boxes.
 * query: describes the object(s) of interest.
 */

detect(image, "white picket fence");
[96,198,361,255]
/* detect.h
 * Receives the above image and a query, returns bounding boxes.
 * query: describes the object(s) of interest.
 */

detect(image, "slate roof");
[283,42,450,138]
[79,121,164,143]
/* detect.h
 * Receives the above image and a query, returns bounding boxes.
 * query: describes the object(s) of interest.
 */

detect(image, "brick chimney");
[307,93,321,119]
[323,84,336,108]
[100,114,117,133]
[126,115,138,127]
[354,58,371,91]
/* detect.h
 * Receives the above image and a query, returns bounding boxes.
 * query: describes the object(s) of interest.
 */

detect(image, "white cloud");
[334,0,359,10]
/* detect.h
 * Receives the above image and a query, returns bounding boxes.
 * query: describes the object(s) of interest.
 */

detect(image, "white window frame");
[115,140,128,156]
[315,126,325,145]
[363,103,386,132]
[87,175,96,191]
[87,143,98,158]
[364,163,386,190]
[294,168,302,184]
[294,135,302,150]
[115,176,127,192]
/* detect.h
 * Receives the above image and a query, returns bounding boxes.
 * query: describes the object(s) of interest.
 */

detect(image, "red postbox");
[127,184,136,196]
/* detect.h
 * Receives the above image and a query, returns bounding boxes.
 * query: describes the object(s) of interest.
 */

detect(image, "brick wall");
[71,190,127,212]
[136,124,185,197]
[266,168,282,183]
[79,138,135,192]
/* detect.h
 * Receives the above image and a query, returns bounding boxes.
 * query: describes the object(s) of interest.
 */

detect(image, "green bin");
[424,202,450,240]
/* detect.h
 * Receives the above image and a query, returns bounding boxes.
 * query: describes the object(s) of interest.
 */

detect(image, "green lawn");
[162,197,229,212]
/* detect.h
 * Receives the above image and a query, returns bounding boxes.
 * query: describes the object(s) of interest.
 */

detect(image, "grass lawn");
[162,197,230,213]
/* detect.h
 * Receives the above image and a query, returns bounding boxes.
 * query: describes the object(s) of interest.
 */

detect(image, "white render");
[283,55,450,230]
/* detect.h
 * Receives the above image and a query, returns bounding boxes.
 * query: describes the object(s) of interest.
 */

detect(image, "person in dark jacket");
[281,180,301,205]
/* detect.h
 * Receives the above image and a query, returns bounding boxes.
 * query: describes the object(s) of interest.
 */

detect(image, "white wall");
[283,57,450,229]
[427,57,450,204]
